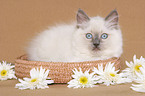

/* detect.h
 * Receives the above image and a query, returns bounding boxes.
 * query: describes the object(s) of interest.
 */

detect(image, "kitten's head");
[73,9,123,58]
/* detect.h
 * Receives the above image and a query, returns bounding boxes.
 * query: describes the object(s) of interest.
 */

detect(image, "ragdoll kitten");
[27,9,123,62]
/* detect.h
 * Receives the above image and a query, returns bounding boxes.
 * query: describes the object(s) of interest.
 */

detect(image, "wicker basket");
[15,55,121,83]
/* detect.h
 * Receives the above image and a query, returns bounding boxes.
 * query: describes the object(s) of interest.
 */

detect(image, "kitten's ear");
[76,9,90,28]
[105,9,119,29]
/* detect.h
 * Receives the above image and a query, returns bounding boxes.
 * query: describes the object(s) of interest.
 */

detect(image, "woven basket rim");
[15,54,120,64]
[15,54,121,83]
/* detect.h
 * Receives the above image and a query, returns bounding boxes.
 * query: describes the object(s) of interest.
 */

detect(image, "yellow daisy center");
[134,64,142,72]
[79,76,88,85]
[30,78,37,83]
[110,73,115,77]
[1,70,7,76]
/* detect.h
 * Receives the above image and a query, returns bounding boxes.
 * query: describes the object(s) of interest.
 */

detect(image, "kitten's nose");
[93,43,99,47]
[93,39,100,48]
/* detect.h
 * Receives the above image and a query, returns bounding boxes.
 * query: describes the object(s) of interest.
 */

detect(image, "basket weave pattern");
[15,55,121,83]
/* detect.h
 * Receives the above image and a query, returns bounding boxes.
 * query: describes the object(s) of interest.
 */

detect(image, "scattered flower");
[93,62,131,86]
[67,68,98,88]
[130,65,145,92]
[0,61,16,80]
[15,66,54,90]
[122,55,145,81]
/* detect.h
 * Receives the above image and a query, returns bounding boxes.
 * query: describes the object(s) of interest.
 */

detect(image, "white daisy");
[130,65,145,92]
[0,61,16,80]
[93,62,131,86]
[122,55,145,80]
[67,68,98,88]
[15,66,54,90]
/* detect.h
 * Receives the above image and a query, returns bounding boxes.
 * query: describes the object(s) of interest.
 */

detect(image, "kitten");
[27,9,123,62]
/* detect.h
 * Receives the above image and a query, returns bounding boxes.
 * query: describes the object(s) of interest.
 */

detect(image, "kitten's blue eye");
[101,33,108,39]
[86,33,93,39]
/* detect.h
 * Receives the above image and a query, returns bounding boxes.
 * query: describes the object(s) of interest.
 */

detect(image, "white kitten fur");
[27,9,123,62]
